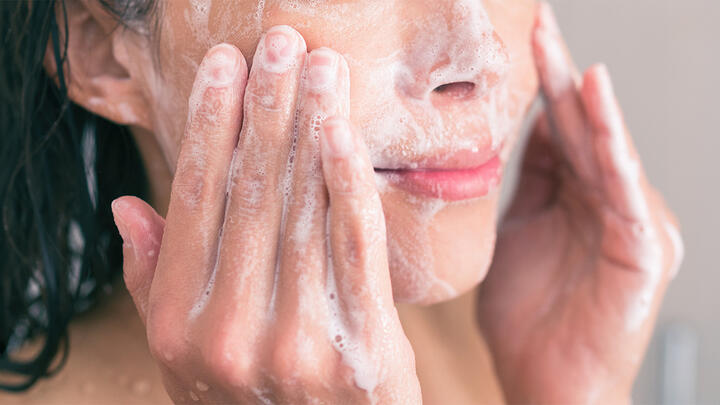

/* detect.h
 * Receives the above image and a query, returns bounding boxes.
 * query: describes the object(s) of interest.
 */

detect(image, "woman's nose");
[395,1,510,105]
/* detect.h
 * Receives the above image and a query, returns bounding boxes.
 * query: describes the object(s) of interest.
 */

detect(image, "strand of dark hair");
[0,0,153,391]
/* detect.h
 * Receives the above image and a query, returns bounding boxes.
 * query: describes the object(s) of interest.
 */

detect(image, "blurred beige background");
[504,1,719,404]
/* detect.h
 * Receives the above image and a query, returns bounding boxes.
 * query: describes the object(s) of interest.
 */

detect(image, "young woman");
[0,0,683,403]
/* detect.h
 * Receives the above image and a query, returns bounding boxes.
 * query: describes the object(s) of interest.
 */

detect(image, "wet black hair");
[0,0,157,391]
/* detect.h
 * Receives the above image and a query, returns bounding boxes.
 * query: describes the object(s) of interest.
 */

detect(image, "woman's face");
[128,0,538,304]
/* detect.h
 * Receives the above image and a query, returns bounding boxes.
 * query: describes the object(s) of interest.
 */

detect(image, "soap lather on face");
[140,0,538,304]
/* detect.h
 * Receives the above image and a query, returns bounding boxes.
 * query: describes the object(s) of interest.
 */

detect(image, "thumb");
[111,196,165,325]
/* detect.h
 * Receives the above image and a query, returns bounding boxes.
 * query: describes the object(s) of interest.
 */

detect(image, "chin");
[381,186,500,305]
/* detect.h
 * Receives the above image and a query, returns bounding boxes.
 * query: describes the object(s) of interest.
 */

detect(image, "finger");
[321,117,395,331]
[579,66,671,331]
[207,26,307,326]
[111,196,165,325]
[532,1,597,181]
[662,211,685,280]
[149,44,247,320]
[274,48,350,327]
[580,64,651,223]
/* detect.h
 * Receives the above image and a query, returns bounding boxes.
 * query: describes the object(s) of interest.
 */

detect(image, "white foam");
[144,0,529,309]
[195,380,209,392]
[325,213,379,398]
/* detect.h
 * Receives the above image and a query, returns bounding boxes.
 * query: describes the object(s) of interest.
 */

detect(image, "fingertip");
[188,43,247,127]
[112,197,164,308]
[583,63,616,105]
[111,196,165,253]
[582,63,609,91]
[211,43,249,75]
[255,25,307,74]
[111,196,134,243]
[535,1,560,36]
[532,28,575,101]
[581,63,624,136]
[199,43,246,87]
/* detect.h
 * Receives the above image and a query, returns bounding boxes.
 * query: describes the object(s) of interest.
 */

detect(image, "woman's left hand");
[476,3,684,404]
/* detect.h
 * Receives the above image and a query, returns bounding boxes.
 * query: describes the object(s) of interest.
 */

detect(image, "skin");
[476,4,684,403]
[4,0,682,403]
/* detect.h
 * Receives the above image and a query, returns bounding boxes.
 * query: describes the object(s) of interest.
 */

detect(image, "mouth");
[374,149,503,202]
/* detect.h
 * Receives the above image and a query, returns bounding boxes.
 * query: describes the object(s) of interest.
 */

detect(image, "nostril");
[432,82,476,101]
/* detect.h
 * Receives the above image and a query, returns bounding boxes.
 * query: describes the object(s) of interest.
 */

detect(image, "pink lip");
[376,155,502,201]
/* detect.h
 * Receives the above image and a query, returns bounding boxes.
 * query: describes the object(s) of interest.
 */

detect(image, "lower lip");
[376,156,502,201]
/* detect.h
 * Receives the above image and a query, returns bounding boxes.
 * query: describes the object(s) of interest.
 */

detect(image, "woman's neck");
[130,127,173,217]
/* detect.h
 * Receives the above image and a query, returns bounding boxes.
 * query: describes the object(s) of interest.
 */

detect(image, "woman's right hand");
[110,26,421,404]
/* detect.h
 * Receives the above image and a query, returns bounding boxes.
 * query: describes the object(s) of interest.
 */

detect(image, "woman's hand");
[111,26,421,404]
[476,3,684,404]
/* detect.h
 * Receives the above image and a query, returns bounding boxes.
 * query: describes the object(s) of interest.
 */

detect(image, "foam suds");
[325,214,379,399]
[186,0,212,48]
[144,0,528,324]
[346,1,512,170]
[386,196,456,304]
[195,380,209,392]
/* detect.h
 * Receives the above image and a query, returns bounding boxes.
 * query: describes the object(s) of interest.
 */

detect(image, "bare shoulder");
[0,286,171,405]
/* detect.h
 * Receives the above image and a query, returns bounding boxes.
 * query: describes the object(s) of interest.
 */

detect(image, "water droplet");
[131,379,151,396]
[189,390,200,401]
[196,380,209,392]
[329,293,335,300]
[335,335,342,342]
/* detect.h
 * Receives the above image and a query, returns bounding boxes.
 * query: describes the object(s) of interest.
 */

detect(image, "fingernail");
[595,64,614,97]
[111,198,132,246]
[259,26,301,73]
[593,64,624,135]
[308,48,338,92]
[202,44,240,86]
[538,2,560,35]
[321,118,353,158]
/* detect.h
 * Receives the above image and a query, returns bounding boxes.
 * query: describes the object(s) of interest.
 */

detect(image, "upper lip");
[373,144,503,172]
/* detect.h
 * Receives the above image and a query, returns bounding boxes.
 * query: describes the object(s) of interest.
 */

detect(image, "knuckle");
[241,109,294,152]
[326,157,375,196]
[245,78,296,113]
[337,218,382,267]
[171,159,226,211]
[146,308,187,364]
[269,331,326,385]
[189,86,240,127]
[230,168,276,214]
[202,331,257,388]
